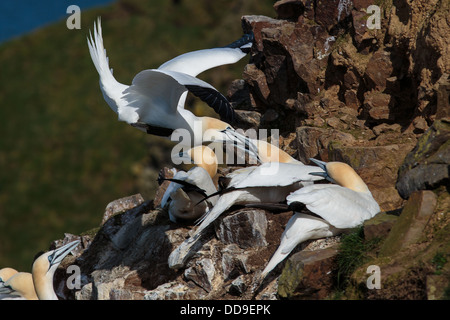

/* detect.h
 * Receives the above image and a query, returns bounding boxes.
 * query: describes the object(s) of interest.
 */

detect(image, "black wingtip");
[224,31,254,50]
[185,85,236,123]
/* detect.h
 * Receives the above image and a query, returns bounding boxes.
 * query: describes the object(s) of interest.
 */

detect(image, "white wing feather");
[158,47,247,77]
[228,163,325,189]
[287,185,380,229]
[261,212,340,278]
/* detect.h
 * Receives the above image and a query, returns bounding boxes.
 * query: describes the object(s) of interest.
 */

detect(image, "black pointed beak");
[308,158,336,183]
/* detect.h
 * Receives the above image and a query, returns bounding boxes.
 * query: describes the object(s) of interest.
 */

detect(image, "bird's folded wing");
[287,185,374,229]
[279,213,334,254]
[229,163,325,189]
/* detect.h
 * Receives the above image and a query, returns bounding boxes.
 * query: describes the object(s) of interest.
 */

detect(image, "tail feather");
[87,18,114,82]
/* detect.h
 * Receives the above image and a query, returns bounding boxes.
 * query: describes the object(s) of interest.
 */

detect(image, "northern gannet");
[168,162,326,269]
[260,158,380,278]
[32,240,80,300]
[0,272,38,300]
[287,159,381,229]
[87,18,256,153]
[160,146,219,222]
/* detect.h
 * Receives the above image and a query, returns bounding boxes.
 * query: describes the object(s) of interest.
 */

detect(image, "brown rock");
[273,0,306,20]
[243,63,271,102]
[364,50,394,91]
[277,246,339,299]
[436,75,450,119]
[372,123,402,136]
[296,126,356,163]
[380,190,437,257]
[314,0,352,30]
[215,209,268,249]
[184,258,216,292]
[352,9,374,47]
[101,194,145,225]
[329,142,416,211]
[396,118,450,199]
[363,212,399,241]
[344,89,360,110]
[362,90,392,121]
[427,274,450,300]
[234,110,262,129]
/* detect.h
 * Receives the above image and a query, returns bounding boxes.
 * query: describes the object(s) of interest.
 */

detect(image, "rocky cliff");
[51,0,449,300]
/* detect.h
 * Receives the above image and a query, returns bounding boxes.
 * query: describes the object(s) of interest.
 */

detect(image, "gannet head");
[0,267,18,286]
[177,145,218,179]
[309,158,370,193]
[0,272,38,300]
[32,240,80,300]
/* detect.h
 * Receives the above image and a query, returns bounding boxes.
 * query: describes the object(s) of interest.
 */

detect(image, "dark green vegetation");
[334,227,381,291]
[0,0,275,270]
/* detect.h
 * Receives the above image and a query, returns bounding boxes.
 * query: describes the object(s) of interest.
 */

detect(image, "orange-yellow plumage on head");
[325,162,370,193]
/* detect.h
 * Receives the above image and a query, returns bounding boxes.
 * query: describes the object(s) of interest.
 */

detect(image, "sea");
[0,0,115,43]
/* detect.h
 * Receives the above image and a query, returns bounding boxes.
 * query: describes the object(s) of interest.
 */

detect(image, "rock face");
[396,118,450,199]
[47,0,449,300]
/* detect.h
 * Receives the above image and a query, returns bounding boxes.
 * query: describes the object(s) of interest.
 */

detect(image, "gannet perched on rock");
[160,146,219,222]
[260,158,380,279]
[87,18,257,154]
[32,240,80,300]
[0,272,37,300]
[168,162,326,269]
[288,159,381,229]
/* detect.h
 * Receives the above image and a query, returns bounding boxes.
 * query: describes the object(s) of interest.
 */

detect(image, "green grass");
[0,0,275,271]
[334,227,381,290]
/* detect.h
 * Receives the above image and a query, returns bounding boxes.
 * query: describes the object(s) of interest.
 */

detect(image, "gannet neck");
[188,145,218,179]
[32,251,58,300]
[326,162,370,193]
[256,140,301,164]
[32,240,80,300]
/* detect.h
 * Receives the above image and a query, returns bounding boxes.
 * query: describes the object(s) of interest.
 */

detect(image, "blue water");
[0,0,115,43]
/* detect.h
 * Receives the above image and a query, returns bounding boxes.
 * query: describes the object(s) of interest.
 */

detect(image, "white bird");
[0,272,38,300]
[32,240,80,300]
[260,158,380,278]
[287,159,380,229]
[87,18,257,154]
[160,146,219,222]
[168,162,326,269]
